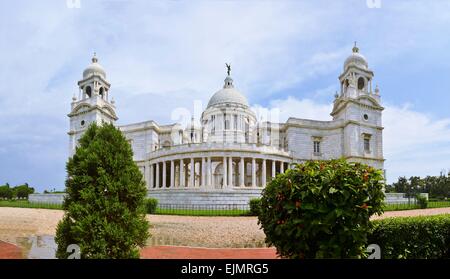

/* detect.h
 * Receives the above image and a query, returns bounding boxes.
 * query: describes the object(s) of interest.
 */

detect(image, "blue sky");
[1,0,450,192]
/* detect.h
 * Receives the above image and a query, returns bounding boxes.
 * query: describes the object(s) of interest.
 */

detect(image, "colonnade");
[146,156,290,189]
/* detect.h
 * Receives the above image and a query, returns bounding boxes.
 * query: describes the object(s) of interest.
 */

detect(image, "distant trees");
[0,183,35,200]
[386,172,450,200]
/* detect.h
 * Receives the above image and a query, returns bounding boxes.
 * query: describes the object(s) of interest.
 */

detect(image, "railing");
[383,200,450,211]
[148,142,292,159]
[155,203,251,216]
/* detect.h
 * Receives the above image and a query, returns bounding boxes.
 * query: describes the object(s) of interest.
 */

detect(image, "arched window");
[86,86,92,98]
[358,77,365,90]
[99,87,104,98]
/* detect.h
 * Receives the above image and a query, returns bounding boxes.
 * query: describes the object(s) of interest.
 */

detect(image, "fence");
[383,200,450,211]
[155,203,251,216]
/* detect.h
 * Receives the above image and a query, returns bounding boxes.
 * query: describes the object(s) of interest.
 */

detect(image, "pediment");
[71,103,92,114]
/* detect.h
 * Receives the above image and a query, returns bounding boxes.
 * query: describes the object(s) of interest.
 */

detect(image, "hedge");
[145,198,158,214]
[368,214,450,259]
[249,198,261,216]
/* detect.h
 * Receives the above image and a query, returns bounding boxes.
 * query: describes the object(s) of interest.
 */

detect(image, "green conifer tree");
[55,123,149,259]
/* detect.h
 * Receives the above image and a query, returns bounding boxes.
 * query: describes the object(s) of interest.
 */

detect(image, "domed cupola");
[83,53,107,79]
[207,72,249,109]
[343,43,368,70]
[201,64,256,144]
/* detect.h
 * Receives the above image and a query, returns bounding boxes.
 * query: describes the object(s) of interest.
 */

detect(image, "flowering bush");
[258,159,385,259]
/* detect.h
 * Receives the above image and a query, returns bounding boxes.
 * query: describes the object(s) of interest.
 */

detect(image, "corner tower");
[68,53,118,155]
[331,43,384,169]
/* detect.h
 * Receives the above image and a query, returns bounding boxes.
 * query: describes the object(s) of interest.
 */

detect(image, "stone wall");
[29,194,66,205]
[148,188,262,209]
[28,189,263,209]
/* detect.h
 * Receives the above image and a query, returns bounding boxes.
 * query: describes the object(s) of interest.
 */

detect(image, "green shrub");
[258,159,385,259]
[368,214,450,259]
[55,123,149,259]
[145,198,158,214]
[249,198,261,216]
[416,194,428,209]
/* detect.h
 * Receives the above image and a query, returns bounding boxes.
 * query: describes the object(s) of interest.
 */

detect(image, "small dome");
[83,53,106,79]
[207,76,249,108]
[344,44,368,70]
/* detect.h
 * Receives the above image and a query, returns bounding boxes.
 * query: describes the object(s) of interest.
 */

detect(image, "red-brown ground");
[0,241,278,259]
[140,246,279,259]
[0,240,23,259]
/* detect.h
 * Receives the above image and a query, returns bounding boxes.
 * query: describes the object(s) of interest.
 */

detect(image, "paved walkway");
[1,207,449,259]
[140,246,278,259]
[371,207,450,220]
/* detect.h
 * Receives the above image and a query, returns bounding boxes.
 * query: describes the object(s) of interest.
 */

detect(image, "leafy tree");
[13,184,35,199]
[55,123,149,259]
[392,176,409,193]
[0,183,13,199]
[258,159,385,259]
[390,173,450,200]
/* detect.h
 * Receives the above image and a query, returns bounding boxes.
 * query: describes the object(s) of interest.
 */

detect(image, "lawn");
[1,199,450,216]
[155,207,249,216]
[383,200,450,211]
[0,200,62,210]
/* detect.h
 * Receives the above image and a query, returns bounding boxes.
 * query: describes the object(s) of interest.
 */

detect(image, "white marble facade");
[68,45,384,201]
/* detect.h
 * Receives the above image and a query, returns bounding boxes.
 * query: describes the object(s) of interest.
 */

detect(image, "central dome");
[207,76,249,108]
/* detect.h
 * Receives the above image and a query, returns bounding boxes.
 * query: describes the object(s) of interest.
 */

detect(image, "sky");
[1,0,450,193]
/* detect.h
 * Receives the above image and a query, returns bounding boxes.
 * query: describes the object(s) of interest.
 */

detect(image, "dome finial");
[225,63,231,76]
[92,52,98,63]
[223,63,234,88]
[352,41,359,53]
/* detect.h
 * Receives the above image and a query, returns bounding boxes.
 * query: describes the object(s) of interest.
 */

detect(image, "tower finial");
[375,84,380,94]
[352,41,359,53]
[92,52,98,63]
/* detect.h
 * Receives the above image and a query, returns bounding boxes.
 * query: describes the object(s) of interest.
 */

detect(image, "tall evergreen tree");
[55,123,149,259]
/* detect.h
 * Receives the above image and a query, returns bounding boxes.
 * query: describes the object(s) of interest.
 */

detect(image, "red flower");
[363,172,369,182]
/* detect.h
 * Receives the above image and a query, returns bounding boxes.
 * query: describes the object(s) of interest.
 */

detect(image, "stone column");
[155,162,160,188]
[280,161,284,173]
[201,157,206,187]
[180,159,184,187]
[162,161,167,188]
[272,160,276,178]
[144,163,150,189]
[190,157,195,188]
[150,163,154,189]
[223,157,227,188]
[228,157,233,188]
[262,159,267,187]
[170,160,174,188]
[240,157,245,187]
[207,157,212,188]
[252,158,256,187]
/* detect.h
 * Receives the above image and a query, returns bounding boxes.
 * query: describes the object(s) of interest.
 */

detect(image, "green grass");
[383,200,450,211]
[0,200,62,210]
[1,199,449,216]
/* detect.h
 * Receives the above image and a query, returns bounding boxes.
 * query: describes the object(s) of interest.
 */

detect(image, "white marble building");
[68,45,384,207]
